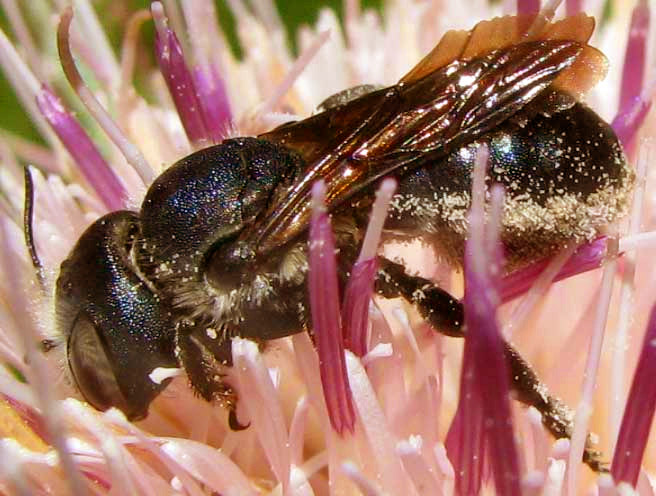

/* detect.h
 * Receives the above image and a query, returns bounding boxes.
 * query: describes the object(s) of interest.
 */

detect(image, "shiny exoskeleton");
[53,21,633,472]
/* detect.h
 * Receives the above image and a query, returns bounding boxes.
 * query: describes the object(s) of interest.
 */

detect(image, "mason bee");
[50,13,633,472]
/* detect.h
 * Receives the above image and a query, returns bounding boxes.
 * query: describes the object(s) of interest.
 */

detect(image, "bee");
[50,13,633,472]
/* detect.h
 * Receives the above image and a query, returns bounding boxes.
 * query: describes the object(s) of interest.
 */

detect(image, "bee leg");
[375,257,607,472]
[175,322,248,429]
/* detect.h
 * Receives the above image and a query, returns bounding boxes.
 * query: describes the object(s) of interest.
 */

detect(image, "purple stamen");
[342,258,377,357]
[612,96,652,153]
[447,147,520,495]
[517,0,540,15]
[462,258,521,496]
[343,178,396,357]
[36,85,125,212]
[446,375,486,495]
[612,0,651,155]
[152,3,211,147]
[619,1,650,116]
[192,65,232,143]
[308,181,355,434]
[57,7,153,186]
[565,0,584,15]
[610,303,656,487]
[499,237,610,303]
[499,236,609,303]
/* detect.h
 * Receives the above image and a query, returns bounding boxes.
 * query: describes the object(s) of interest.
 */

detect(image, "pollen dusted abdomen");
[386,99,633,268]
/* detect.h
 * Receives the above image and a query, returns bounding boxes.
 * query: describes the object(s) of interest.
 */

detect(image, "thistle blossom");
[35,85,126,211]
[611,303,656,488]
[152,2,231,146]
[0,1,655,495]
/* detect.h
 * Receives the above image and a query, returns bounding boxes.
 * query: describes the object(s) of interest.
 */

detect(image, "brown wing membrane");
[249,38,591,255]
[400,13,596,84]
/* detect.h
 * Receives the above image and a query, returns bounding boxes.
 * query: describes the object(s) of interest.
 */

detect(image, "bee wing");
[400,12,597,84]
[251,36,605,253]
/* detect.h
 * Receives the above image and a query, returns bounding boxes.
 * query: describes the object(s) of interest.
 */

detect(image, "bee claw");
[228,408,250,431]
[583,444,610,474]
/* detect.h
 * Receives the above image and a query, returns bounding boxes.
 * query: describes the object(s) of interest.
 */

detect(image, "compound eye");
[67,314,129,414]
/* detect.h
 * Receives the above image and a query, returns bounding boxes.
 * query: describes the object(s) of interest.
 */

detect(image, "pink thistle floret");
[342,258,378,357]
[566,0,584,16]
[516,0,540,15]
[36,85,125,212]
[232,338,291,492]
[612,0,651,156]
[191,65,232,143]
[446,146,521,496]
[612,96,652,154]
[618,0,650,122]
[308,180,356,434]
[343,177,396,357]
[152,2,217,147]
[610,303,656,488]
[499,236,611,303]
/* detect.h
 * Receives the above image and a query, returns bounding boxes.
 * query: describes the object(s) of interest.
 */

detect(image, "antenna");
[23,167,45,288]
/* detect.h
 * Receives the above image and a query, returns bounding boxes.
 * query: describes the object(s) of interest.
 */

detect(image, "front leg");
[375,257,606,472]
[175,320,248,429]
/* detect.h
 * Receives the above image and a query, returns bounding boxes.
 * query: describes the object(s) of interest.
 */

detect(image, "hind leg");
[375,256,605,472]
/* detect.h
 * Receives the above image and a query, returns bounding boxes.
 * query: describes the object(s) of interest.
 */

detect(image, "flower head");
[0,1,655,495]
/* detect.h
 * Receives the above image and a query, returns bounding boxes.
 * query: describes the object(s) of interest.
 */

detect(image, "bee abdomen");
[386,101,633,268]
